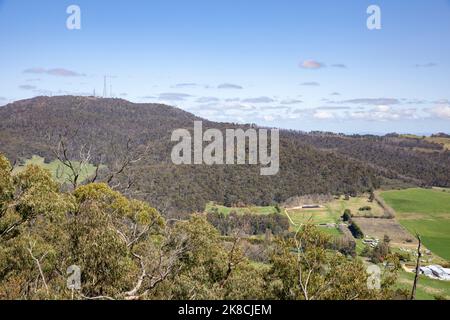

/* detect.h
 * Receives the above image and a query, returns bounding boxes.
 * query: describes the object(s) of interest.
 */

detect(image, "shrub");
[348,221,364,239]
[342,209,352,222]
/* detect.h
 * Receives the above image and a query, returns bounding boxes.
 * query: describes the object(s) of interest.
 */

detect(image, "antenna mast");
[103,76,107,98]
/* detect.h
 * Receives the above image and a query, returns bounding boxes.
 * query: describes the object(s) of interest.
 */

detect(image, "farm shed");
[419,265,450,281]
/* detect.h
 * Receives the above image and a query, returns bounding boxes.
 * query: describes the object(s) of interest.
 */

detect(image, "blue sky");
[0,0,449,134]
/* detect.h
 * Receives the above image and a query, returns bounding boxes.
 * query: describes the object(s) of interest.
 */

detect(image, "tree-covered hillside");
[0,154,401,300]
[0,96,449,216]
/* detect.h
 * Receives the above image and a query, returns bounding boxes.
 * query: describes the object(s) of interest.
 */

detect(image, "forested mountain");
[293,132,450,187]
[0,96,449,216]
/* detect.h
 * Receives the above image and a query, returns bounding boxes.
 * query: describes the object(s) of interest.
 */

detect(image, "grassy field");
[426,137,450,151]
[317,226,342,237]
[399,135,450,151]
[205,202,278,215]
[13,155,99,185]
[284,207,339,225]
[207,192,450,299]
[381,188,450,261]
[381,188,450,214]
[284,194,385,227]
[206,202,345,236]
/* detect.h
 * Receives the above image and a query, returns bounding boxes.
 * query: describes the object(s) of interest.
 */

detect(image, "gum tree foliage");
[0,154,264,299]
[265,225,401,300]
[0,154,401,300]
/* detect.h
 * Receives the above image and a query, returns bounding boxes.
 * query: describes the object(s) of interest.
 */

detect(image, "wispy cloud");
[260,105,291,111]
[317,106,351,111]
[313,110,335,119]
[300,60,324,69]
[427,105,450,120]
[280,99,303,105]
[414,63,437,68]
[218,83,243,90]
[347,105,418,121]
[337,98,400,105]
[23,68,86,77]
[433,99,450,104]
[158,92,193,101]
[330,64,347,69]
[196,96,220,103]
[241,96,275,103]
[301,82,320,86]
[173,83,198,88]
[225,98,241,102]
[403,98,428,105]
[19,84,36,90]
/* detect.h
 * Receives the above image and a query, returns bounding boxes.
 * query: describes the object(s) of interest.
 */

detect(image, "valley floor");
[207,188,450,300]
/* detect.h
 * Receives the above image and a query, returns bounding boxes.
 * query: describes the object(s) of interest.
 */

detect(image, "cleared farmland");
[13,155,99,185]
[284,195,385,226]
[381,188,450,260]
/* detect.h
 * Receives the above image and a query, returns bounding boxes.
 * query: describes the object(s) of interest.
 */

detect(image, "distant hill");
[0,96,449,217]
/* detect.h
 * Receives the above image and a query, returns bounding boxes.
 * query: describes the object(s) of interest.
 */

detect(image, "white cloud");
[24,67,85,77]
[173,83,198,88]
[415,63,437,68]
[196,96,220,103]
[427,105,450,120]
[313,110,335,119]
[347,105,419,121]
[242,96,275,103]
[280,99,303,105]
[19,84,36,90]
[331,64,347,68]
[300,60,324,69]
[301,82,320,86]
[374,105,390,112]
[337,98,400,105]
[158,93,193,101]
[263,115,275,121]
[218,83,243,90]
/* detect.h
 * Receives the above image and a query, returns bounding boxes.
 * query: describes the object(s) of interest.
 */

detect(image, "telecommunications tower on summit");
[103,75,114,98]
[103,76,107,98]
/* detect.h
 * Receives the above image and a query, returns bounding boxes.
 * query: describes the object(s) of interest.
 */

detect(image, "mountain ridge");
[0,96,448,216]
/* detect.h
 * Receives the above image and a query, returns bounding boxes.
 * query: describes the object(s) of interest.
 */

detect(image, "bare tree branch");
[410,233,422,300]
[27,241,49,295]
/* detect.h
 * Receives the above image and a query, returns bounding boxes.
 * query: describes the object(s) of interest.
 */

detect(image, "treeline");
[285,131,450,188]
[0,96,382,216]
[206,211,290,236]
[342,209,364,239]
[282,194,334,208]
